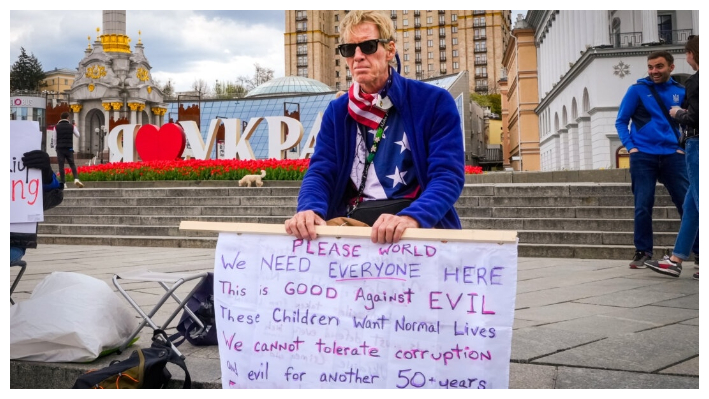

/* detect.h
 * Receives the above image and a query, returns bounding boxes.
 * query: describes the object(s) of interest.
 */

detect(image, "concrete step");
[41,216,681,234]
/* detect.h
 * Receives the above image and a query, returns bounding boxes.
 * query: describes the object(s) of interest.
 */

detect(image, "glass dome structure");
[245,76,334,98]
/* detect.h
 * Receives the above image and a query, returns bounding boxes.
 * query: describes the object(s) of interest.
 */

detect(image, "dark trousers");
[56,147,79,183]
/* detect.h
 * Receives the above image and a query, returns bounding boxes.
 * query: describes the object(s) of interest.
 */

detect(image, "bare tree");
[236,63,275,91]
[191,79,211,97]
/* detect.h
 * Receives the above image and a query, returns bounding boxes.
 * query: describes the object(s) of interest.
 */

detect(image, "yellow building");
[41,68,77,94]
[284,10,511,95]
[500,17,540,171]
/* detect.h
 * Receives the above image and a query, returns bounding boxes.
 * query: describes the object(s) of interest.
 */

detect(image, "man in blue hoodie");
[285,10,464,244]
[615,50,699,270]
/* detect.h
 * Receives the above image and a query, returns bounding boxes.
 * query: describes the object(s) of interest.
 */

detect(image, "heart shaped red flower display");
[135,123,186,161]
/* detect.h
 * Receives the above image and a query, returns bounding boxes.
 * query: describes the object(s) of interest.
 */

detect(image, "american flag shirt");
[349,107,421,203]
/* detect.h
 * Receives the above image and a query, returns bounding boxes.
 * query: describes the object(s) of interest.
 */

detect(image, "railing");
[296,50,307,56]
[439,18,445,25]
[439,32,446,37]
[475,47,487,53]
[415,23,421,28]
[475,85,489,93]
[390,13,397,19]
[473,10,485,15]
[416,72,424,79]
[414,11,420,16]
[439,44,446,49]
[476,72,488,78]
[297,62,308,67]
[484,147,502,161]
[415,58,422,63]
[474,22,486,28]
[659,29,693,44]
[440,56,447,62]
[295,15,307,21]
[440,68,447,74]
[296,27,306,32]
[610,31,642,48]
[475,60,487,65]
[474,35,487,40]
[415,34,421,40]
[296,37,307,43]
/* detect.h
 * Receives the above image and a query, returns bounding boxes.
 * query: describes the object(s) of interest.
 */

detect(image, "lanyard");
[347,113,389,217]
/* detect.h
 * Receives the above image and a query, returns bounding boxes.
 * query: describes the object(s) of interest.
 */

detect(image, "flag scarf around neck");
[347,69,394,130]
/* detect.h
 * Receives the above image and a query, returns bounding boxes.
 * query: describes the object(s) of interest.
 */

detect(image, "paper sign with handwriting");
[214,232,517,389]
[10,121,44,225]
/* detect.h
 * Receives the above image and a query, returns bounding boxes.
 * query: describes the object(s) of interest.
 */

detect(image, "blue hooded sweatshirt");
[615,76,685,155]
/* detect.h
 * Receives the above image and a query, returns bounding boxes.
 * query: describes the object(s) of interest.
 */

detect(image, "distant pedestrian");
[615,50,698,270]
[645,36,699,279]
[54,112,84,188]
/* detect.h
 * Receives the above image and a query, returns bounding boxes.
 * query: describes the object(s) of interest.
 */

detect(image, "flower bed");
[63,159,483,182]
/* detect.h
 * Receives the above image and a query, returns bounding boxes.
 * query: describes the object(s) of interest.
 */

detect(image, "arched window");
[582,88,590,115]
[562,106,568,127]
[554,113,559,132]
[571,98,578,120]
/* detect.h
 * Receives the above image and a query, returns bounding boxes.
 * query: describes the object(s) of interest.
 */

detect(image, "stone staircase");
[39,177,684,260]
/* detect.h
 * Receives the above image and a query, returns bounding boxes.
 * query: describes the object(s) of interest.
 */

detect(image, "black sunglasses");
[337,39,390,57]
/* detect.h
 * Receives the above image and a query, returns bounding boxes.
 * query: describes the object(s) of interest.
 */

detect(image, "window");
[297,34,307,43]
[427,16,432,24]
[296,10,306,19]
[335,82,341,90]
[439,15,445,24]
[402,10,408,14]
[439,27,445,35]
[452,49,458,57]
[297,21,307,31]
[404,53,409,61]
[453,62,459,69]
[298,67,308,77]
[335,71,340,78]
[335,26,339,33]
[440,62,446,70]
[427,28,433,35]
[428,51,433,59]
[335,14,339,21]
[416,64,422,73]
[452,26,457,33]
[297,56,307,66]
[404,65,410,74]
[335,59,339,66]
[451,13,457,22]
[428,63,433,71]
[427,40,433,47]
[403,19,409,26]
[415,17,420,26]
[404,31,409,38]
[452,38,458,45]
[439,39,446,46]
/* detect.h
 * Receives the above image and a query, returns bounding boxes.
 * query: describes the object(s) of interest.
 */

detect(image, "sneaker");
[645,256,682,277]
[630,251,651,269]
[63,183,68,189]
[694,255,699,269]
[692,272,698,280]
[74,179,84,188]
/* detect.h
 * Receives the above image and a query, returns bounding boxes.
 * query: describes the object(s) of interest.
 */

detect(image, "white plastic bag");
[10,271,135,362]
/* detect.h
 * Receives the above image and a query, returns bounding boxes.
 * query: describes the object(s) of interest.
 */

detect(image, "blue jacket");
[297,71,465,229]
[615,76,685,155]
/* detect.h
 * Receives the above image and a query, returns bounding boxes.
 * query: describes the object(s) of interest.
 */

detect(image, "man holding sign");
[285,10,465,244]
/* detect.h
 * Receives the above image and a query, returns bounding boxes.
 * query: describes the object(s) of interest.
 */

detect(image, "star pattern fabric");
[350,108,420,202]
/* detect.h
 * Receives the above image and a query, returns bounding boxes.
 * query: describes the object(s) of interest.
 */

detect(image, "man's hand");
[628,148,639,153]
[669,107,684,118]
[22,150,54,185]
[285,210,326,241]
[370,214,419,244]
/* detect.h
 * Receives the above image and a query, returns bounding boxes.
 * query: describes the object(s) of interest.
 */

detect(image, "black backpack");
[170,272,217,347]
[72,330,191,389]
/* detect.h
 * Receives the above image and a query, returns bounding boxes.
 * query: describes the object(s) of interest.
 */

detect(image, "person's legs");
[66,149,79,180]
[10,246,26,263]
[671,189,698,260]
[660,151,698,255]
[56,149,67,184]
[629,151,659,257]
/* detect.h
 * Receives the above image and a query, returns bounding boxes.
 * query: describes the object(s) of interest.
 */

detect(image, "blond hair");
[339,10,395,45]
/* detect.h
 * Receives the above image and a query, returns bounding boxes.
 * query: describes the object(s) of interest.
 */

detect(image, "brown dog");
[238,170,266,187]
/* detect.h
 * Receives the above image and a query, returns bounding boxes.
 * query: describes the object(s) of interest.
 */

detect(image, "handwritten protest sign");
[204,223,518,389]
[10,121,44,226]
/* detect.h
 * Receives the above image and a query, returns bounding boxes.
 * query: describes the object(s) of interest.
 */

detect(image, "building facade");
[284,10,511,95]
[500,15,540,171]
[41,68,77,95]
[527,10,698,171]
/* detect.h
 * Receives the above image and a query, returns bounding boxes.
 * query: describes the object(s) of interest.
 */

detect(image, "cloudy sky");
[10,10,286,93]
[10,9,527,93]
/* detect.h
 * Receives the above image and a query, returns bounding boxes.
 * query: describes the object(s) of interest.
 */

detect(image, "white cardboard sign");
[10,121,44,226]
[214,231,518,389]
